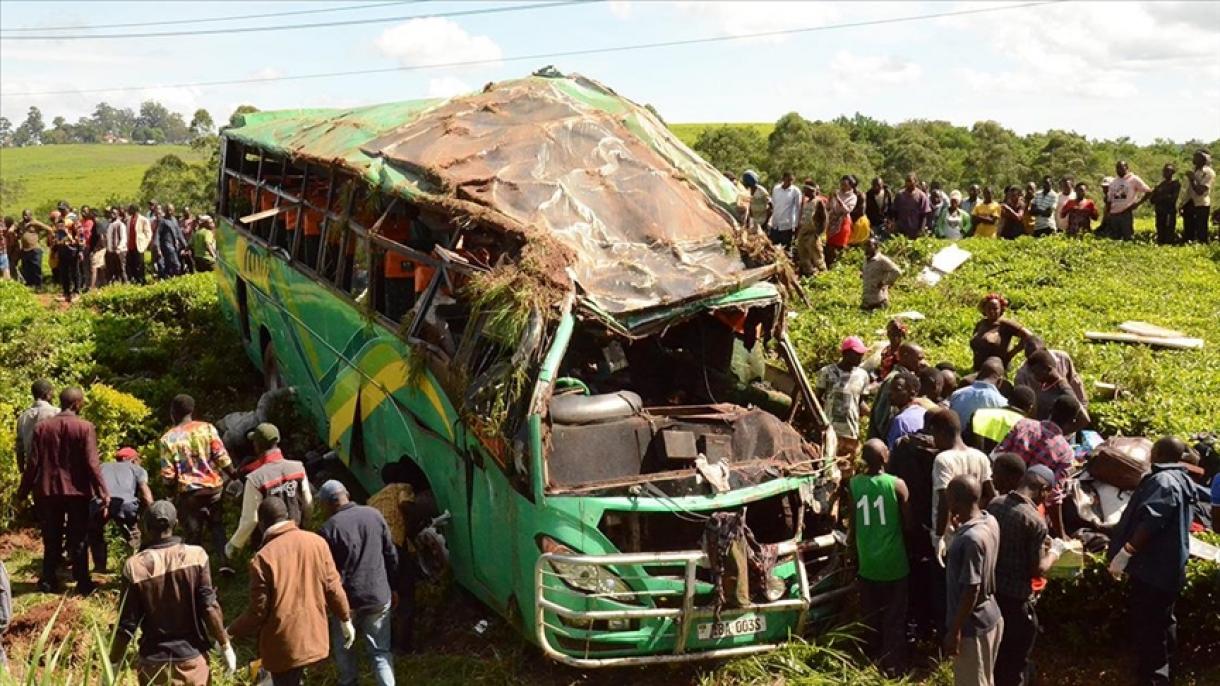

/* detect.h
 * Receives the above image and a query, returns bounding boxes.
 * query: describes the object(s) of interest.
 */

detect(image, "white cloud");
[248,67,282,81]
[375,17,501,68]
[427,76,473,99]
[674,0,842,43]
[827,51,922,96]
[0,46,138,65]
[608,1,633,19]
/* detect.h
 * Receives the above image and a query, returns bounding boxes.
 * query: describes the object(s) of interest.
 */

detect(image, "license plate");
[696,614,767,640]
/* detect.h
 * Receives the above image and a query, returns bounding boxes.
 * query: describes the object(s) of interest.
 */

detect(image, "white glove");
[340,619,356,649]
[224,543,238,561]
[218,642,237,672]
[1048,538,1069,558]
[1108,548,1132,579]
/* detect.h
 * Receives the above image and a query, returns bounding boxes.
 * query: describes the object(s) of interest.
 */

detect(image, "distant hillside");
[0,143,204,215]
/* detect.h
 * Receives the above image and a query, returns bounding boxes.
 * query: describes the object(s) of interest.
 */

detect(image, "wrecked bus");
[212,71,850,666]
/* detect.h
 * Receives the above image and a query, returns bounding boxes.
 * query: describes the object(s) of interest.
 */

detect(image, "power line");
[0,1,586,41]
[2,1,1061,97]
[0,1,418,32]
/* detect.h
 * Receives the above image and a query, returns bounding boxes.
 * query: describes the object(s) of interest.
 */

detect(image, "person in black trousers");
[1107,437,1198,686]
[1150,164,1181,245]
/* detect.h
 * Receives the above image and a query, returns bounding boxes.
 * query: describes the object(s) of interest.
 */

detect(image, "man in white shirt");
[769,171,802,250]
[1030,176,1059,236]
[1054,178,1075,233]
[1182,149,1214,243]
[927,408,996,554]
[16,379,59,473]
[1106,160,1151,241]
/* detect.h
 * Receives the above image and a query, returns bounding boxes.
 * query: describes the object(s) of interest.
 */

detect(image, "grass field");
[0,143,204,216]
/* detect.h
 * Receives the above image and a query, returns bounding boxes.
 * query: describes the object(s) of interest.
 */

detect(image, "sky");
[2,0,1218,143]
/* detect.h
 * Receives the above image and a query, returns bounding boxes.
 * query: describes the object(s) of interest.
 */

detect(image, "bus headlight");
[539,536,634,601]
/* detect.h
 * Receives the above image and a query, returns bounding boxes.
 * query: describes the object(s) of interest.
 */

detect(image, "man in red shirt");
[17,387,108,595]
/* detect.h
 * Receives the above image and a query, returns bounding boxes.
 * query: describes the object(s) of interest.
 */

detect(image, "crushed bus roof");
[224,71,756,316]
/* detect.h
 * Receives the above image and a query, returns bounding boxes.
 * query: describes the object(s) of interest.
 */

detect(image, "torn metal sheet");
[225,72,751,316]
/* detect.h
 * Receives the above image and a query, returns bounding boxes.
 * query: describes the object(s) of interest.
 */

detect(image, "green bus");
[214,72,849,666]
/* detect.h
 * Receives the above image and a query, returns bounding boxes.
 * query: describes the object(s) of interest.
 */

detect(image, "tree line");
[0,101,216,146]
[691,113,1219,194]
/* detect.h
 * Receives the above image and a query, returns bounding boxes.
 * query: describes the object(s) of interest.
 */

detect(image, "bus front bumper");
[534,534,850,667]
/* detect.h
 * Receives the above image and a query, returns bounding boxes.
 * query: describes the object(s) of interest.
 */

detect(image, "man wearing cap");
[815,336,871,456]
[226,423,313,559]
[742,170,771,234]
[17,386,107,595]
[861,238,902,310]
[318,480,398,686]
[89,446,154,572]
[230,497,354,686]
[986,466,1063,686]
[160,394,236,571]
[111,501,237,685]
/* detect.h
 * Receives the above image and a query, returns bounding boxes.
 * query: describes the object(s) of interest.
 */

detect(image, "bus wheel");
[262,342,285,392]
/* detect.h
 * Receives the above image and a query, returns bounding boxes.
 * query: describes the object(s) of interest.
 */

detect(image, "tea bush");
[789,236,1220,437]
[0,274,258,530]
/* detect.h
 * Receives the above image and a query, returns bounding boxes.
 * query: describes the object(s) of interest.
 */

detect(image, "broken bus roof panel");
[225,72,753,317]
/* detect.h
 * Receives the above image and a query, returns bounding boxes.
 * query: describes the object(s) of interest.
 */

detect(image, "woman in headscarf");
[934,190,972,240]
[969,293,1031,372]
[824,175,858,267]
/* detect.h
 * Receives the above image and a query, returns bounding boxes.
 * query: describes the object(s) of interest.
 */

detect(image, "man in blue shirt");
[318,480,397,686]
[885,371,926,451]
[948,357,1007,443]
[1107,437,1198,686]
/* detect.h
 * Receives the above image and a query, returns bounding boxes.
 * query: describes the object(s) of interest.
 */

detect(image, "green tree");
[0,117,11,146]
[766,114,873,188]
[1032,130,1101,184]
[138,154,214,209]
[691,125,767,178]
[189,109,215,137]
[879,121,949,187]
[13,106,44,146]
[963,120,1023,189]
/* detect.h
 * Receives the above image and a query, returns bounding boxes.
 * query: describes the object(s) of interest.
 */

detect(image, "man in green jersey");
[848,439,912,676]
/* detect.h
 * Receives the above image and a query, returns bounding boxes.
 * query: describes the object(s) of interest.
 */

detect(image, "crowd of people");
[735,150,1217,279]
[10,384,416,685]
[817,293,1213,686]
[0,200,219,302]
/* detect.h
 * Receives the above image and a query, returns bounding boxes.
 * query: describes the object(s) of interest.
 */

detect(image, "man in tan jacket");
[229,497,354,685]
[125,203,153,285]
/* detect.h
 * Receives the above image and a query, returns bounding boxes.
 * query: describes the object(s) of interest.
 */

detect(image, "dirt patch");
[0,528,41,558]
[3,597,86,660]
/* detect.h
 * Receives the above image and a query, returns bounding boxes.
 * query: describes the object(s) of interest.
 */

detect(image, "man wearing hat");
[741,170,772,234]
[89,446,154,572]
[986,466,1065,686]
[111,500,236,685]
[225,422,312,559]
[318,480,398,686]
[814,336,871,456]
